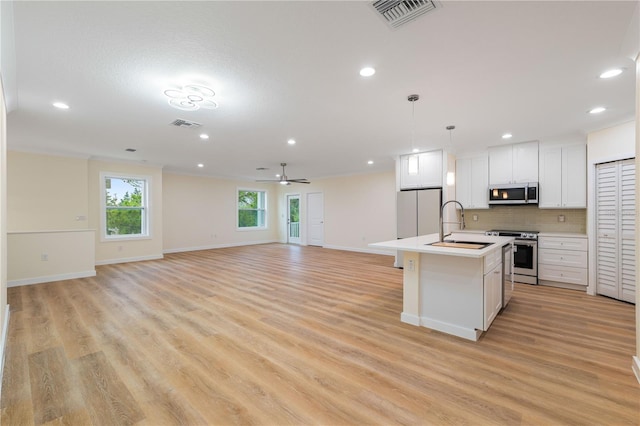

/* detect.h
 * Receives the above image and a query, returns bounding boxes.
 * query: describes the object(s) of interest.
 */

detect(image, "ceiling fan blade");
[288,179,311,184]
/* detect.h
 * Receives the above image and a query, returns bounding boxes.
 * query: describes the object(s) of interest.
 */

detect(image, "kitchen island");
[370,233,514,341]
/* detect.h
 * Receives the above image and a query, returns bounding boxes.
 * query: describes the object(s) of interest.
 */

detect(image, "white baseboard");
[633,356,640,384]
[95,254,163,266]
[163,239,279,254]
[401,312,420,326]
[420,316,483,341]
[0,305,10,401]
[8,270,96,287]
[322,244,395,256]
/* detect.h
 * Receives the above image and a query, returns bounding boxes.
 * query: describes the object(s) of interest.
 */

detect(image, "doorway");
[287,194,301,244]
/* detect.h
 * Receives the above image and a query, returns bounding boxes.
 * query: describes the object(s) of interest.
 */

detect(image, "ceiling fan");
[257,163,311,185]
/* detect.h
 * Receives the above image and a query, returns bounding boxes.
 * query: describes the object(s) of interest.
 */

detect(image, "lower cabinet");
[538,235,588,288]
[483,250,502,330]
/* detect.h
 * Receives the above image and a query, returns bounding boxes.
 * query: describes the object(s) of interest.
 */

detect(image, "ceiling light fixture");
[367,160,374,165]
[164,84,218,111]
[197,163,204,168]
[446,125,455,145]
[199,134,209,140]
[407,94,420,175]
[53,102,69,109]
[287,139,296,145]
[360,67,376,77]
[502,133,513,139]
[599,68,624,79]
[589,107,606,114]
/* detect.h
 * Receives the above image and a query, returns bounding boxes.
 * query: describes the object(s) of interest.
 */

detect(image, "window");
[102,174,149,239]
[238,189,267,229]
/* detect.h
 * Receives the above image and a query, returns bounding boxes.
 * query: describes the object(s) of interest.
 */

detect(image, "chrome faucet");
[440,200,466,242]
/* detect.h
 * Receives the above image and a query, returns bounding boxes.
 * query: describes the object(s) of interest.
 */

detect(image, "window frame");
[100,172,152,242]
[237,188,268,231]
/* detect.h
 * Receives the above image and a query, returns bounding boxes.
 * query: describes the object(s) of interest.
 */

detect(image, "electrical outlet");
[408,259,415,271]
[41,254,48,261]
[473,214,478,222]
[558,215,566,222]
[75,215,86,221]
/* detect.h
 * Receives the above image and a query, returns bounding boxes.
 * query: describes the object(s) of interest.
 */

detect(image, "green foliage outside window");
[105,178,146,236]
[238,190,266,228]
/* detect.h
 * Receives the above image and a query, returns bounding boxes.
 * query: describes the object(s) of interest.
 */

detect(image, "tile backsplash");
[463,205,586,233]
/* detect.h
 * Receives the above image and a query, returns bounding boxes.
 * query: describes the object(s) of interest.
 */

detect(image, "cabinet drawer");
[539,264,587,286]
[538,236,587,251]
[484,248,502,273]
[539,248,587,268]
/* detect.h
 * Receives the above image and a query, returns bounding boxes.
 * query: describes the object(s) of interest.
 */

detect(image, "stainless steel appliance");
[396,188,442,267]
[501,243,514,307]
[488,182,538,205]
[486,230,538,285]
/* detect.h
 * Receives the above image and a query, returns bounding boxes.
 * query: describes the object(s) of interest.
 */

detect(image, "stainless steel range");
[486,230,538,285]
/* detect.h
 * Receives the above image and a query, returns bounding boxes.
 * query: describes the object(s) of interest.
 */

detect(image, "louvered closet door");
[619,159,635,303]
[595,159,636,303]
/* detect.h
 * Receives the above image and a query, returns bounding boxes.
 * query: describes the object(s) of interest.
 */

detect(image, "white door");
[287,194,301,244]
[596,158,636,303]
[307,192,324,247]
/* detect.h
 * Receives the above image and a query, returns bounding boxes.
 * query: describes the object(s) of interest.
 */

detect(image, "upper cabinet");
[489,141,539,184]
[399,150,443,189]
[538,143,586,208]
[456,154,489,209]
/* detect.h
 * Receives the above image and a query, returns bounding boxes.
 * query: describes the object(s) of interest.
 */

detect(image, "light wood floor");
[1,243,638,425]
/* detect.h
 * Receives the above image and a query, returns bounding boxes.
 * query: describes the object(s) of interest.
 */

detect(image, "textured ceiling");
[6,1,638,181]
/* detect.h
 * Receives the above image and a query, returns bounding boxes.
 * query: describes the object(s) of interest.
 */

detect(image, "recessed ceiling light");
[599,68,624,79]
[53,102,69,109]
[589,107,606,114]
[502,133,513,139]
[200,134,209,140]
[197,163,204,168]
[287,139,296,145]
[276,174,281,178]
[359,67,376,77]
[367,160,374,165]
[412,148,420,153]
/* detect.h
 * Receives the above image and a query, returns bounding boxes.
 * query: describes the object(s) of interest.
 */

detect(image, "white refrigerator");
[396,188,442,267]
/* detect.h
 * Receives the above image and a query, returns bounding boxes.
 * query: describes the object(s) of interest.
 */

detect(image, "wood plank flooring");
[1,243,638,425]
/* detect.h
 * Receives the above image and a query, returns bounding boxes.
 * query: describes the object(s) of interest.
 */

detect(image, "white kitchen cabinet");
[456,154,489,209]
[489,141,538,184]
[539,143,586,208]
[539,235,588,288]
[399,150,443,189]
[484,260,502,330]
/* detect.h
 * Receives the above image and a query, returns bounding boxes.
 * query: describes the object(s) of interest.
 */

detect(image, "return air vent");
[170,118,202,128]
[371,0,438,29]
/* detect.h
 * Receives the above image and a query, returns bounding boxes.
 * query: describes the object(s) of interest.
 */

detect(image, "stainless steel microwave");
[488,183,538,205]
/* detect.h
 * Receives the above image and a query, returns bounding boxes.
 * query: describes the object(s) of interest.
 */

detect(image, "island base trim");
[420,317,483,341]
[400,312,420,326]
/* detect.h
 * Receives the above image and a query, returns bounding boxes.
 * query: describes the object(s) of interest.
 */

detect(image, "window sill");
[236,227,268,232]
[102,234,152,243]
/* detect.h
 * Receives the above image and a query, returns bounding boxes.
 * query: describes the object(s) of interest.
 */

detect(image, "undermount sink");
[428,240,494,250]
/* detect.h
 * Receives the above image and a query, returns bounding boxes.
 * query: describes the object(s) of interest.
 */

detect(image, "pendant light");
[408,94,420,175]
[446,125,456,186]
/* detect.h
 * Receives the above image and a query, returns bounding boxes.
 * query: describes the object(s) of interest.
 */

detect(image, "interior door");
[287,194,301,244]
[307,192,324,247]
[596,158,636,303]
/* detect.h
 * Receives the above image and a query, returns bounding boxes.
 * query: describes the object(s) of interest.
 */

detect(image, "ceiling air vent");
[371,0,438,29]
[170,118,202,128]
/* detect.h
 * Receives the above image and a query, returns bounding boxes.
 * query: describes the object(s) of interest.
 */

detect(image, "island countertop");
[369,233,515,258]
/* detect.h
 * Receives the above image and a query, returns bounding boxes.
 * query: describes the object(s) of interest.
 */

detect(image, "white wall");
[162,173,279,252]
[88,159,164,264]
[277,171,396,254]
[7,151,89,231]
[8,230,95,286]
[587,120,635,163]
